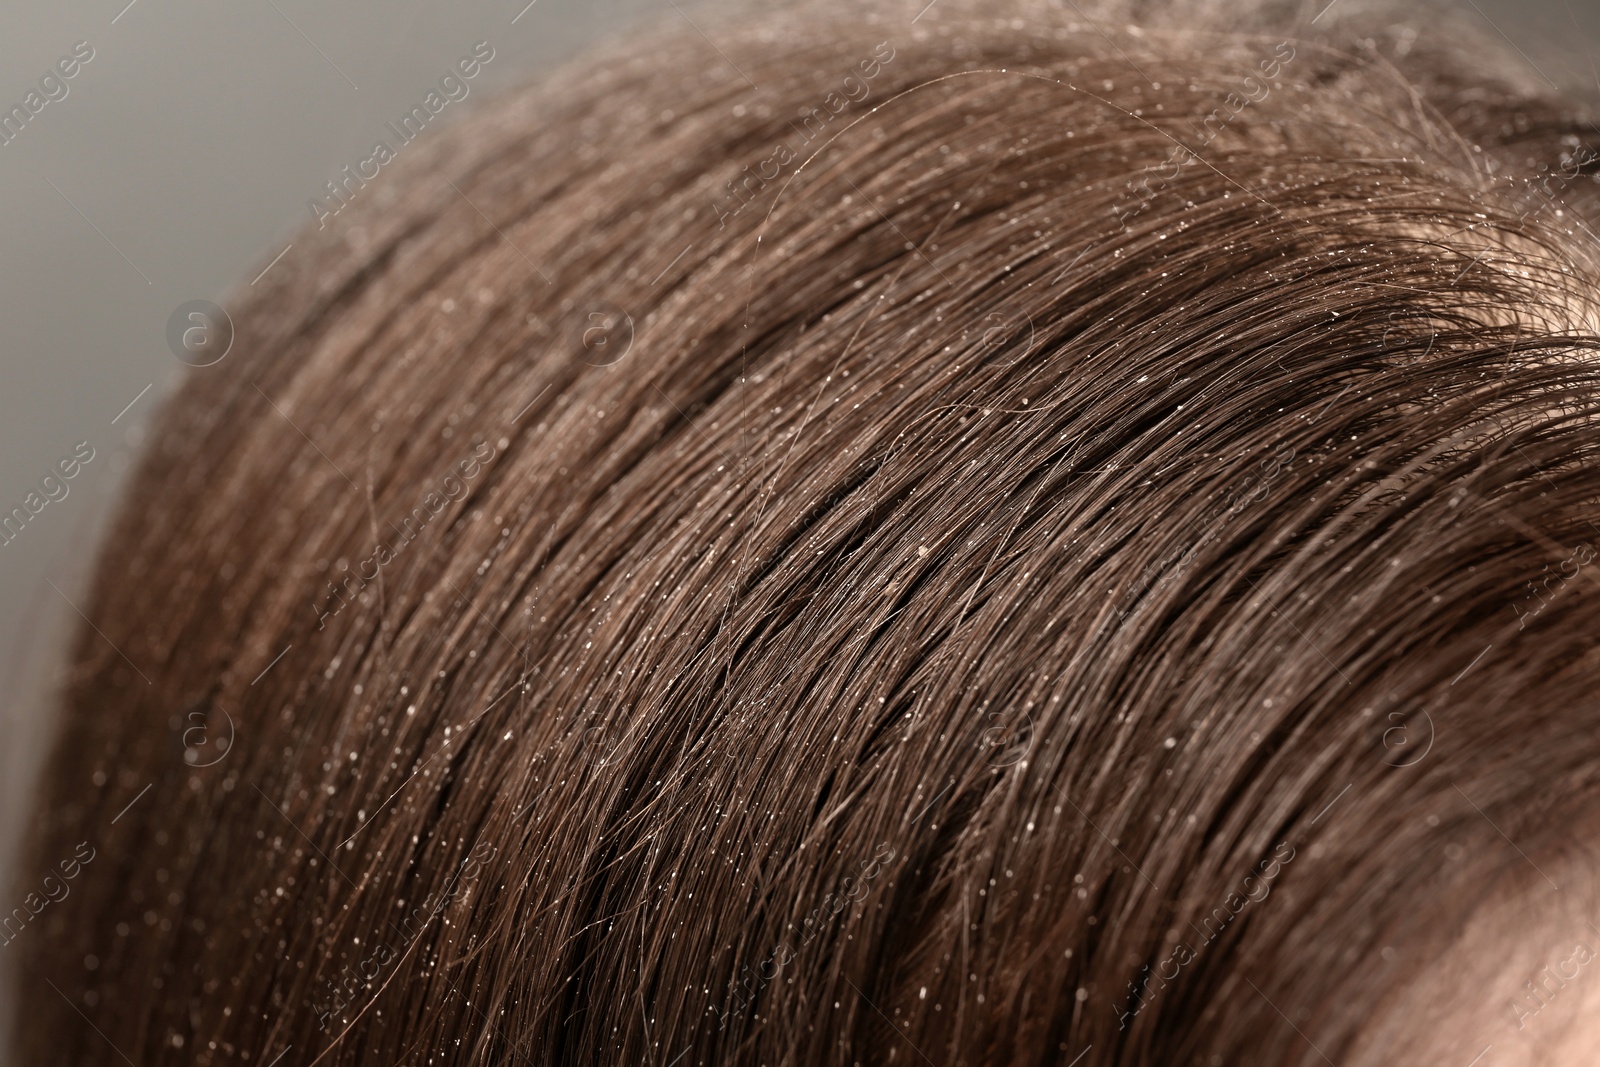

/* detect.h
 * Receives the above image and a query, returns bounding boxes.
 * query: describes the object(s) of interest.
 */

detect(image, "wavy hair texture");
[15,1,1600,1064]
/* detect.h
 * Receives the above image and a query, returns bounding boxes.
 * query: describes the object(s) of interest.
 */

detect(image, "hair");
[13,1,1600,1064]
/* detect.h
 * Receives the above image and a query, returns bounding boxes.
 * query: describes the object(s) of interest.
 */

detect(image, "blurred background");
[0,0,679,1055]
[0,0,1593,1058]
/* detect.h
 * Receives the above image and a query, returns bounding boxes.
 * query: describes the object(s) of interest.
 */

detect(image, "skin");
[1348,848,1600,1067]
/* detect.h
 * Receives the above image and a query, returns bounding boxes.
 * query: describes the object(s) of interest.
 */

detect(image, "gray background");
[0,0,1591,1059]
[0,0,675,1054]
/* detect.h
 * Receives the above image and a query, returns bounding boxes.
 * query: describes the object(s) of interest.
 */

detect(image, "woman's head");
[14,1,1600,1063]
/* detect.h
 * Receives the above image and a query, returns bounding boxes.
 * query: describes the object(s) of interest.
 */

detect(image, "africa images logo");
[308,42,496,229]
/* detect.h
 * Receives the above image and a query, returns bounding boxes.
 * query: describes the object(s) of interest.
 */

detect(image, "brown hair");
[14,1,1600,1064]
